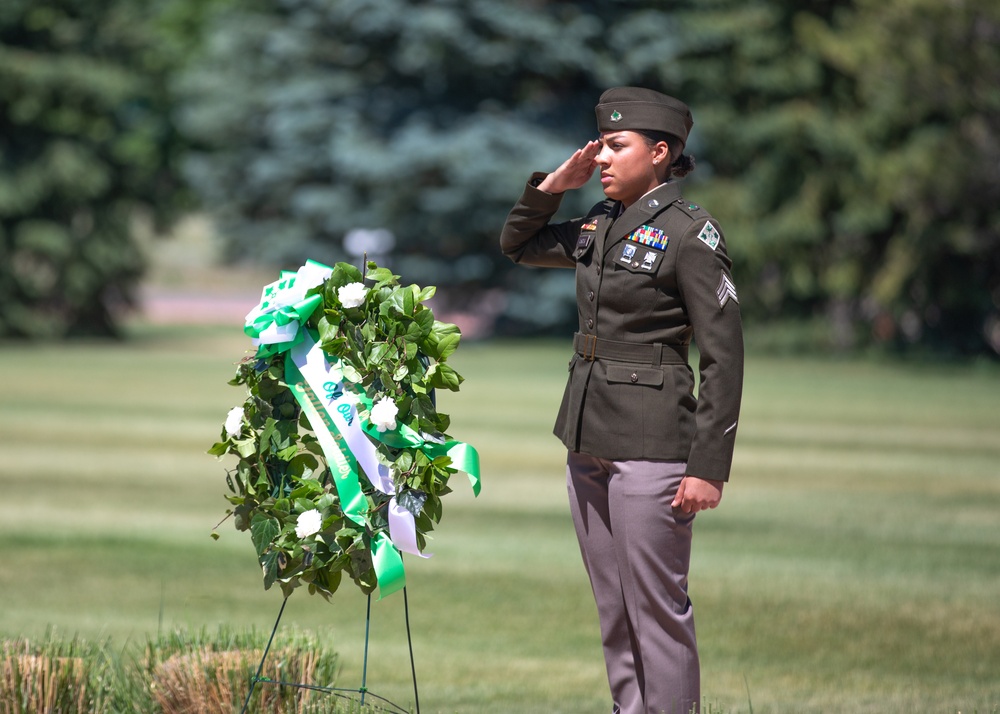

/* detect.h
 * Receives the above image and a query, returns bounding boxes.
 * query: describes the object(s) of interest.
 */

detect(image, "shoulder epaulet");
[671,197,712,227]
[671,198,710,220]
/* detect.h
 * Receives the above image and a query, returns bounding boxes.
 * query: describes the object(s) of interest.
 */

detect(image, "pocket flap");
[606,365,664,387]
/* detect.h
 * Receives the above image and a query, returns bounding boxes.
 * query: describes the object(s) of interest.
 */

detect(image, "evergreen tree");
[176,0,676,332]
[668,0,1000,354]
[0,0,193,337]
[178,0,999,353]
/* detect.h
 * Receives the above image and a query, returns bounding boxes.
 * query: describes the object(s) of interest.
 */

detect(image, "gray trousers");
[566,451,700,714]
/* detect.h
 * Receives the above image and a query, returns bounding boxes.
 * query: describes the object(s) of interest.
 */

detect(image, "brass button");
[630,372,639,383]
[588,291,595,301]
[587,318,594,329]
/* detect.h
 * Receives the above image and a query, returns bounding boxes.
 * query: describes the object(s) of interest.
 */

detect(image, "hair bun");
[671,154,695,178]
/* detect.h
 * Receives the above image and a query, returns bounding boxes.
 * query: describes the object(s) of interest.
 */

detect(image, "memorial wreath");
[209,260,480,601]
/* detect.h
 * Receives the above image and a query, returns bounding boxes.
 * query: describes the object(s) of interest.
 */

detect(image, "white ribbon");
[290,332,430,559]
[246,260,334,346]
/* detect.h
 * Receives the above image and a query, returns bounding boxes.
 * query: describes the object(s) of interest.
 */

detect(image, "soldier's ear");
[652,141,670,166]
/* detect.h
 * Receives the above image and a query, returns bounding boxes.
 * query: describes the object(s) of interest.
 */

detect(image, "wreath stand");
[239,587,422,714]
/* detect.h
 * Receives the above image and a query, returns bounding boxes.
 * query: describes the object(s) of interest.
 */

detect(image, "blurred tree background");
[2,0,998,355]
[0,0,208,337]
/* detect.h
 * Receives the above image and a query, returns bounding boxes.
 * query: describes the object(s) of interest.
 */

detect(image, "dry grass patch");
[0,648,89,714]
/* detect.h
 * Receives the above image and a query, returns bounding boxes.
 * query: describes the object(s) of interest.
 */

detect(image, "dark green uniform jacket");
[500,173,744,482]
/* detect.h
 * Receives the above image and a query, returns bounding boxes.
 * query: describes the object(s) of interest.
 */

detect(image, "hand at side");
[671,476,725,514]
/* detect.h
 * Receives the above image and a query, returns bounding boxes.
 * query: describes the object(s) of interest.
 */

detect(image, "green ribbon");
[244,260,330,358]
[284,354,405,598]
[355,391,481,497]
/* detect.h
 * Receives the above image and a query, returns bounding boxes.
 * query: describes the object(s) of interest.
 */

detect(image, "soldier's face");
[596,131,662,207]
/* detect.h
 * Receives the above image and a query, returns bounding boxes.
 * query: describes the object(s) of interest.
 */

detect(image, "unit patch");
[717,271,739,308]
[697,220,721,250]
[627,225,669,251]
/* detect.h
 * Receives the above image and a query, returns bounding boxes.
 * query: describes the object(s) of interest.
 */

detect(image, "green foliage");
[665,0,1000,355]
[173,0,652,331]
[9,0,991,350]
[0,0,197,338]
[175,0,1000,354]
[210,262,468,600]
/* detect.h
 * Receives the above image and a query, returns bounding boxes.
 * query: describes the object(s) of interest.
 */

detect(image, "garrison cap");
[595,87,694,149]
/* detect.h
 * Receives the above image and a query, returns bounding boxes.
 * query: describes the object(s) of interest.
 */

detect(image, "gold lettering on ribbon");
[294,381,352,480]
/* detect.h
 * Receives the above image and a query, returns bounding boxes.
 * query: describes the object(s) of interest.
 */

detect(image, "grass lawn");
[1,326,998,713]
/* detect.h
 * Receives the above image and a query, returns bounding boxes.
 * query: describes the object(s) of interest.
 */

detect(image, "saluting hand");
[537,140,602,194]
[672,476,724,514]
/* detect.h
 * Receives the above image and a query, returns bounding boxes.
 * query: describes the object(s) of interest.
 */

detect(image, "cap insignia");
[610,110,622,122]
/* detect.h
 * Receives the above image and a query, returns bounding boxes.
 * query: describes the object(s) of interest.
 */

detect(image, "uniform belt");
[573,332,688,366]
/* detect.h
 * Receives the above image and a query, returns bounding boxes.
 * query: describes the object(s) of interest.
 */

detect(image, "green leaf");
[435,332,462,361]
[403,318,427,343]
[430,363,464,391]
[382,287,406,317]
[317,315,340,343]
[403,285,416,315]
[323,567,343,595]
[365,266,397,286]
[341,363,363,383]
[250,514,281,556]
[258,418,277,451]
[261,550,280,590]
[207,441,228,456]
[395,450,414,472]
[235,439,258,459]
[397,489,427,517]
[332,263,363,286]
[294,497,316,513]
[368,341,390,364]
[422,320,461,360]
[414,307,435,329]
[391,362,409,383]
[234,502,253,531]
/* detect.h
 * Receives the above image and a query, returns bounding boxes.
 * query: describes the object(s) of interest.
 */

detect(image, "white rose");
[224,406,244,438]
[295,509,323,539]
[338,282,368,309]
[370,396,399,433]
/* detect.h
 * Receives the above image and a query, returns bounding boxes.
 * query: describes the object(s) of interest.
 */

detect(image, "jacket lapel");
[592,199,618,261]
[603,182,683,258]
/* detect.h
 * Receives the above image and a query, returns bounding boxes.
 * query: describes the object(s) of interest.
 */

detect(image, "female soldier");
[500,87,744,714]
